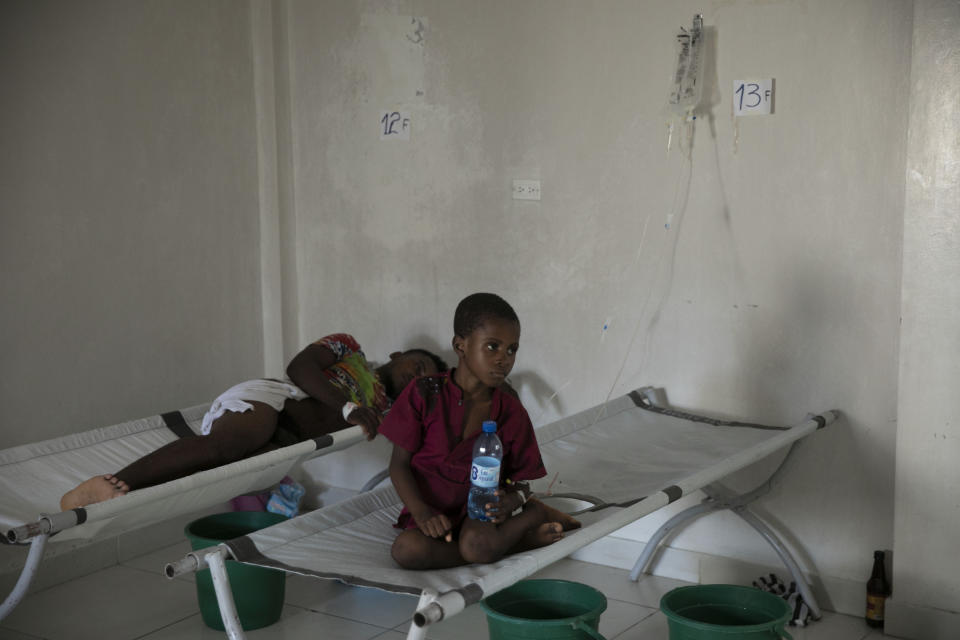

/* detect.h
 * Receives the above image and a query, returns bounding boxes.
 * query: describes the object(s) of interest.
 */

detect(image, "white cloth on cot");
[201,379,307,435]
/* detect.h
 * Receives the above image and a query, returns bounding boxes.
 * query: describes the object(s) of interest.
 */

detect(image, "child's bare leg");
[391,529,465,570]
[60,402,279,509]
[459,500,561,564]
[115,402,279,488]
[59,475,129,510]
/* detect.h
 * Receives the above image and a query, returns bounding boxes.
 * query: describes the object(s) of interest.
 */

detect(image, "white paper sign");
[733,79,774,116]
[380,111,411,140]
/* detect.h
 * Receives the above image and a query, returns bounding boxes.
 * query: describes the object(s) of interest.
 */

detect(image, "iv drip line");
[538,15,708,431]
[594,15,704,419]
[664,15,704,229]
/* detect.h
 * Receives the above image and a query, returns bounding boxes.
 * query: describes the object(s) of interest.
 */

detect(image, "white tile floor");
[1,541,899,640]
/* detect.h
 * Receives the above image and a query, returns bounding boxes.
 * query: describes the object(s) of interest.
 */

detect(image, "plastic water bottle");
[467,420,503,521]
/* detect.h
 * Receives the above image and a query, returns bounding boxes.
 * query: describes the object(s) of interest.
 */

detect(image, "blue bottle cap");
[482,420,497,433]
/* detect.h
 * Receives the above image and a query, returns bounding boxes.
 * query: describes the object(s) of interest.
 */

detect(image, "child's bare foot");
[534,499,582,531]
[60,475,129,510]
[531,521,565,547]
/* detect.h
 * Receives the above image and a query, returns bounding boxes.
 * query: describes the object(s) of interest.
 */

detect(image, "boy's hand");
[484,489,519,524]
[345,406,382,440]
[414,511,453,542]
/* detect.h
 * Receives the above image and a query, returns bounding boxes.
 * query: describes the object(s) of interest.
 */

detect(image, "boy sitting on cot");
[60,334,446,510]
[380,293,579,570]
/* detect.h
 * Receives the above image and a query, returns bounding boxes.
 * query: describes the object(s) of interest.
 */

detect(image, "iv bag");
[667,14,704,116]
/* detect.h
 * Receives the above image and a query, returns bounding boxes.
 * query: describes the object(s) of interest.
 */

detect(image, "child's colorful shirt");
[314,333,391,414]
[379,369,546,528]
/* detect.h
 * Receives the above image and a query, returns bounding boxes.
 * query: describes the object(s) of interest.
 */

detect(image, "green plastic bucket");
[660,585,793,640]
[185,511,287,631]
[481,579,608,639]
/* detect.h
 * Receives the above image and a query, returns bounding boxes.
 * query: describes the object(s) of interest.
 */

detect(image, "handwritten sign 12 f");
[733,79,774,116]
[380,111,411,140]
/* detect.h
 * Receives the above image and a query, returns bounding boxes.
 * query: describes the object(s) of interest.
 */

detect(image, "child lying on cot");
[381,293,579,570]
[60,334,446,510]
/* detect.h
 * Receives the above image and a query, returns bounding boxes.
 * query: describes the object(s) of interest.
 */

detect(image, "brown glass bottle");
[865,549,890,628]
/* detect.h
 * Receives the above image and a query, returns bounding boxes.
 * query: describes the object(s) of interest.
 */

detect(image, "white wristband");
[511,488,529,517]
[342,401,359,421]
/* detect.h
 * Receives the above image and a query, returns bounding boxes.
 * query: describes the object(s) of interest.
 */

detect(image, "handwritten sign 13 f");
[733,79,774,116]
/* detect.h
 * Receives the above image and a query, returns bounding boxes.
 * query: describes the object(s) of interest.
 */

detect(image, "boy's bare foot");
[60,475,129,510]
[531,521,565,547]
[534,499,582,531]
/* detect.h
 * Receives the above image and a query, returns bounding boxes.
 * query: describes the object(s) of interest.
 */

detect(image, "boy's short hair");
[403,348,448,372]
[453,293,519,337]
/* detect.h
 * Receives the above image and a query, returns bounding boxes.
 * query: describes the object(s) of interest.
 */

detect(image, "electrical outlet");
[512,179,541,201]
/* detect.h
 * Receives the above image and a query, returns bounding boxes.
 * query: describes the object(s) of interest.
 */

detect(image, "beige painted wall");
[3,1,957,634]
[283,0,910,601]
[0,0,264,446]
[889,1,960,638]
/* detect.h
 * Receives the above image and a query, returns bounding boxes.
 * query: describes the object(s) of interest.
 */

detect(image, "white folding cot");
[164,388,839,640]
[0,404,368,621]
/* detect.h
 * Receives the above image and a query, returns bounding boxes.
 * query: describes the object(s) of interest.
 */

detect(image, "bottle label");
[471,457,501,488]
[866,594,886,621]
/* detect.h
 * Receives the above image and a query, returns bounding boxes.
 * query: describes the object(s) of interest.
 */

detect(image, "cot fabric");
[378,371,546,529]
[0,405,207,538]
[0,333,381,544]
[224,391,836,600]
[314,333,390,414]
[1,412,367,544]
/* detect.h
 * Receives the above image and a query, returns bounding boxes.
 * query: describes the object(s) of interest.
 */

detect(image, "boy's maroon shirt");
[379,369,547,529]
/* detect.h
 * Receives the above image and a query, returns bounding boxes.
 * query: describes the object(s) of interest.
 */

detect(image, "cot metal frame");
[0,425,368,623]
[627,438,823,620]
[163,399,838,640]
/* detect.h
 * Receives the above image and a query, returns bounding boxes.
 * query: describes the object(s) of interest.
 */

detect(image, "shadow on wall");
[700,26,722,114]
[699,264,868,604]
[741,264,843,418]
[699,25,736,232]
[505,369,565,425]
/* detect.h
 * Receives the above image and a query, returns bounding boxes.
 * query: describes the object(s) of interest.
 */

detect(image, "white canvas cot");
[0,404,368,621]
[163,388,839,640]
